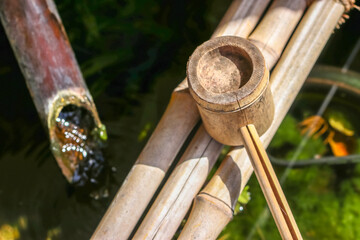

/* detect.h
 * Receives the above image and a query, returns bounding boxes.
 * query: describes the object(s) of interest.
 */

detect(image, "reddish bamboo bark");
[0,0,103,182]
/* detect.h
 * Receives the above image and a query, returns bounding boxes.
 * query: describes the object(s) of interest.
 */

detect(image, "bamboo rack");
[0,0,104,183]
[180,1,346,239]
[92,1,270,239]
[133,0,306,239]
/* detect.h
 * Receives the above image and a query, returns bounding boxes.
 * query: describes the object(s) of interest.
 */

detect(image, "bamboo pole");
[92,1,270,239]
[248,0,308,68]
[133,0,306,239]
[0,0,105,183]
[180,1,345,239]
[211,0,271,38]
[92,92,199,239]
[133,126,222,239]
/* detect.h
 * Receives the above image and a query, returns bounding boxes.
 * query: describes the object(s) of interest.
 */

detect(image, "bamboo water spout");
[0,0,106,186]
[180,1,346,239]
[92,1,270,239]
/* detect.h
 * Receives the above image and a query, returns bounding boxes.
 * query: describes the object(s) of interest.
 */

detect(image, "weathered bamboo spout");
[0,0,107,186]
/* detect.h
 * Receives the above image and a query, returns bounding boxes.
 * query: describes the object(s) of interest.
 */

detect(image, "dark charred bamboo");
[0,0,106,184]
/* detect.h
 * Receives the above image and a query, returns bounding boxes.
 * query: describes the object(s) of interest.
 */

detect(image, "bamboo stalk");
[92,1,270,239]
[248,0,307,68]
[133,126,222,240]
[133,0,305,239]
[92,92,199,239]
[0,0,104,183]
[211,0,271,38]
[180,1,345,239]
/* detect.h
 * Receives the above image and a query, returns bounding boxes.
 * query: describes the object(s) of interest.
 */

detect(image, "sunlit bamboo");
[134,0,306,239]
[180,1,346,239]
[92,1,270,239]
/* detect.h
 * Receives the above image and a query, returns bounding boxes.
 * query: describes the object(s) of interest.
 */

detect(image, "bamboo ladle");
[187,36,302,239]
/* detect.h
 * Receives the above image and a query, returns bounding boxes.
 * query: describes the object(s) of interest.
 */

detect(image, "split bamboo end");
[48,89,105,182]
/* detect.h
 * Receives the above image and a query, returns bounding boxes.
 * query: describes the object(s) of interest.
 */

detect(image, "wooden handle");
[240,124,302,240]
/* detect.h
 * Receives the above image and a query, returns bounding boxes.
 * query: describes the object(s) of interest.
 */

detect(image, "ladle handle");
[240,124,303,240]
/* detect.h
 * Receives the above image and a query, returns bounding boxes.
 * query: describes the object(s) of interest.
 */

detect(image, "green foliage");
[98,125,108,141]
[234,186,251,215]
[270,115,301,148]
[55,0,231,105]
[138,122,152,142]
[238,186,251,205]
[326,108,355,136]
[270,115,327,160]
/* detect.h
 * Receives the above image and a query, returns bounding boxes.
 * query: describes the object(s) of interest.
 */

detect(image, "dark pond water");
[0,1,359,240]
